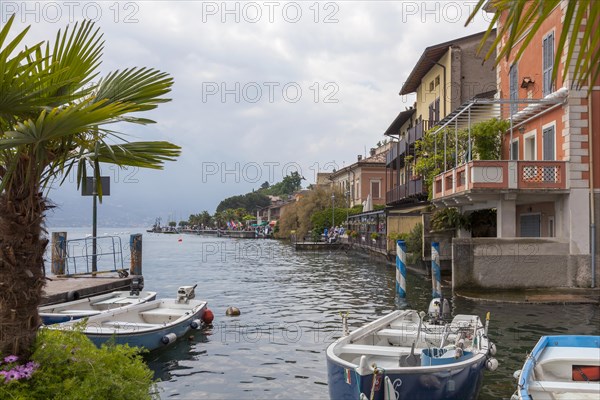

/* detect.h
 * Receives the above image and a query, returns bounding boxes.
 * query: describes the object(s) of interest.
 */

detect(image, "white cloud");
[2,1,492,225]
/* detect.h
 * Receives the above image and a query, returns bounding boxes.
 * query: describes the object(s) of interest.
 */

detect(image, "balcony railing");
[407,120,435,145]
[432,160,567,199]
[386,140,406,165]
[386,177,426,204]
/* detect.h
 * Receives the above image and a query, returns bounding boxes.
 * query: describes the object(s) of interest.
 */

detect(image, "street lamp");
[331,192,335,229]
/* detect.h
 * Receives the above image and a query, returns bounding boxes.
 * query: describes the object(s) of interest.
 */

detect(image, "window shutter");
[543,126,555,160]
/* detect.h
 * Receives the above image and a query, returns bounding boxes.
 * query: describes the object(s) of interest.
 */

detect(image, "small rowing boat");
[48,286,212,351]
[39,290,157,325]
[513,335,600,400]
[326,300,498,400]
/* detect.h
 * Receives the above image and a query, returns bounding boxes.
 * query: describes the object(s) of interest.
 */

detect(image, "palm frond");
[467,0,599,89]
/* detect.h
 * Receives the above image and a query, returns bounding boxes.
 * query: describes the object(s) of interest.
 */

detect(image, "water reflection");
[46,230,600,399]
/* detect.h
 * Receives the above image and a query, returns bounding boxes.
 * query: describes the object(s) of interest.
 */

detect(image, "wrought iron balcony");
[386,177,426,204]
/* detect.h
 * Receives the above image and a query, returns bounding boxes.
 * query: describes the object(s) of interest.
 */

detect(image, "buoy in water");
[202,309,215,324]
[226,306,241,316]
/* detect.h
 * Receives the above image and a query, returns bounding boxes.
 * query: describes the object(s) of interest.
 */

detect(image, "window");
[524,135,536,160]
[428,98,440,124]
[371,180,381,199]
[543,32,554,96]
[435,75,440,87]
[511,140,519,160]
[542,126,555,160]
[509,63,518,114]
[429,81,434,91]
[542,125,556,182]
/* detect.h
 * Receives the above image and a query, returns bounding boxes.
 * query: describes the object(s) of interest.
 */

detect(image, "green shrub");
[0,328,157,400]
[430,208,466,231]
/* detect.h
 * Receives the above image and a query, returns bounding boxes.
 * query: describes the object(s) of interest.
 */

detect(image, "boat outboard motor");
[177,284,197,303]
[428,298,450,324]
[130,275,144,296]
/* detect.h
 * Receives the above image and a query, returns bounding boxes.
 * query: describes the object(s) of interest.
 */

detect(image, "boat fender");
[161,333,177,345]
[489,342,497,356]
[485,358,498,371]
[202,309,215,325]
[190,319,202,329]
[513,370,521,381]
[67,290,80,301]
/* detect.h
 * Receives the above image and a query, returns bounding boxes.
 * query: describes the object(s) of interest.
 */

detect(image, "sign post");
[82,176,110,273]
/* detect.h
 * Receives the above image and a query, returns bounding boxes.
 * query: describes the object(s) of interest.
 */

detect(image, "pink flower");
[5,369,21,381]
[3,355,18,363]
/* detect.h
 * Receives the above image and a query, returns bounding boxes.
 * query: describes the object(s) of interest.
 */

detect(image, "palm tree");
[0,16,181,358]
[467,0,599,88]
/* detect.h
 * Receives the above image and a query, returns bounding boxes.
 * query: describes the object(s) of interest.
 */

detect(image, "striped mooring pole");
[396,240,407,298]
[431,242,442,298]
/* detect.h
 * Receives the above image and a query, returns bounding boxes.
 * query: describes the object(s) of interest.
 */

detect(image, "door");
[520,214,541,237]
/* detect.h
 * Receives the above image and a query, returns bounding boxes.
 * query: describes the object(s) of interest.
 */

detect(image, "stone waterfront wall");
[452,238,599,289]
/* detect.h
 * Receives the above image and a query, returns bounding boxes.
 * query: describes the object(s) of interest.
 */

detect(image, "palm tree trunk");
[0,168,47,358]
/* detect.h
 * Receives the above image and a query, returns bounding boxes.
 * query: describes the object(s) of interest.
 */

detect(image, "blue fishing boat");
[513,335,600,400]
[326,301,498,400]
[48,286,212,351]
[39,290,157,325]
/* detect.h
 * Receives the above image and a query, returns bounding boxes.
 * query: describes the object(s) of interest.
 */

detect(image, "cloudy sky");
[2,1,492,226]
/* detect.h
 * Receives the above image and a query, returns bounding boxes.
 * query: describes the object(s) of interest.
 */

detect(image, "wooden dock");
[42,275,136,306]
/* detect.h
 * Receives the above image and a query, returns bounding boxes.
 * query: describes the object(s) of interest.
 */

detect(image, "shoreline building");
[384,30,497,256]
[431,2,600,289]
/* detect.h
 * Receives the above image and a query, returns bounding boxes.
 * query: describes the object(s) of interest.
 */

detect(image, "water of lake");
[45,228,600,399]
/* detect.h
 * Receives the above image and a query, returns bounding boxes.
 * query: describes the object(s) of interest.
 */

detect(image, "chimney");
[357,155,362,161]
[370,148,376,157]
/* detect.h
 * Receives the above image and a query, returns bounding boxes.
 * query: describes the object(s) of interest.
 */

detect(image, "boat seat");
[140,308,190,318]
[340,344,422,357]
[92,298,136,306]
[59,310,102,315]
[101,321,157,329]
[529,380,600,394]
[538,347,600,365]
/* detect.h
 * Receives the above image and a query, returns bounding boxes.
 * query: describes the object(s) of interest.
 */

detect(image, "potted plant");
[370,232,380,242]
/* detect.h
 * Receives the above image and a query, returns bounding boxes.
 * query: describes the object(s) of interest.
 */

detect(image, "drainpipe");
[589,65,596,288]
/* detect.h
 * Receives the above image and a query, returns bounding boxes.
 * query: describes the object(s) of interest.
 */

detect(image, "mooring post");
[431,242,442,298]
[51,232,67,275]
[396,240,407,299]
[130,234,142,275]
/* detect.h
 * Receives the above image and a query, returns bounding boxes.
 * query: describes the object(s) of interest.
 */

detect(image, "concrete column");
[569,189,590,254]
[497,198,516,237]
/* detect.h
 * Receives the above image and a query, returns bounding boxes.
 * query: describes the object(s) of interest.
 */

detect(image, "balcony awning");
[430,88,568,137]
[384,108,416,137]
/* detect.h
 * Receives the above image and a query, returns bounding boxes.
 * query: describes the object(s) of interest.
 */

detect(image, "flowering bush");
[0,329,157,399]
[0,355,39,383]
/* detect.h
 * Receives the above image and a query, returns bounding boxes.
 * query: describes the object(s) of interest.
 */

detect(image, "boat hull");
[83,306,205,351]
[327,354,486,400]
